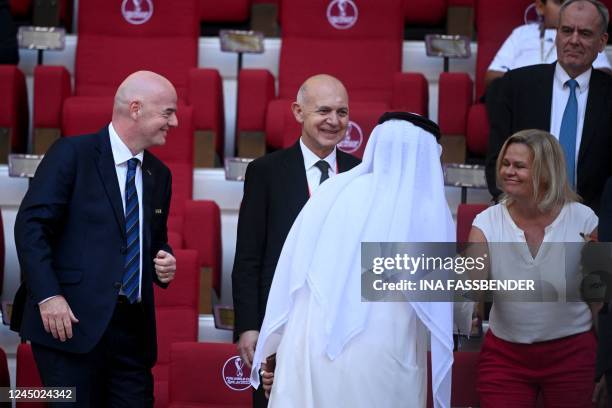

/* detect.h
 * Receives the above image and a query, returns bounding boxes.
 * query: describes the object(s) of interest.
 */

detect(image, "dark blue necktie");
[314,160,330,185]
[559,79,578,189]
[122,158,140,303]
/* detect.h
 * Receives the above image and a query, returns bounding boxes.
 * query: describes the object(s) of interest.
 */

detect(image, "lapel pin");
[155,209,163,214]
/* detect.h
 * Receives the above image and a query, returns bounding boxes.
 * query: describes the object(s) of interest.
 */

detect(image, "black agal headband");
[377,112,441,141]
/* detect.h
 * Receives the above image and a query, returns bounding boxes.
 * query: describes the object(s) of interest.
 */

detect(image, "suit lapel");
[578,70,606,165]
[95,129,126,239]
[282,142,309,214]
[337,150,353,173]
[141,152,154,259]
[538,64,555,131]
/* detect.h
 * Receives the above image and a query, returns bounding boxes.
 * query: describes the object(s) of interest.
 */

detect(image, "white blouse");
[473,201,597,343]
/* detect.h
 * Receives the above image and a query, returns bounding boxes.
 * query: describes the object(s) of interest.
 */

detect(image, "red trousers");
[478,329,597,408]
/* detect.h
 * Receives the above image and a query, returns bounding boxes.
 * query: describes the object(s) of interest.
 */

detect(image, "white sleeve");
[593,51,612,70]
[488,28,520,72]
[472,207,494,242]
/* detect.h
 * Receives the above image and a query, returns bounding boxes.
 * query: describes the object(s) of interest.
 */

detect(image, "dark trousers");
[606,371,612,408]
[252,384,268,408]
[32,300,153,408]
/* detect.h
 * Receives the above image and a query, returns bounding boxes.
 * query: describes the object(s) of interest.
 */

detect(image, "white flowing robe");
[251,119,455,408]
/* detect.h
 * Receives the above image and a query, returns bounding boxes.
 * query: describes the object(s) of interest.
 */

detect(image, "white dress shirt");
[300,138,338,195]
[488,24,611,72]
[550,64,591,182]
[109,123,144,301]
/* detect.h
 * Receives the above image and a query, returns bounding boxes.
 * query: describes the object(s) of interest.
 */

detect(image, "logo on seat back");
[338,120,363,153]
[222,356,251,391]
[326,0,358,30]
[122,0,154,25]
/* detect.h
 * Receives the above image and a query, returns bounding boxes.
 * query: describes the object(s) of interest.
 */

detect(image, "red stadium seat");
[438,0,532,157]
[153,249,200,408]
[200,0,250,22]
[456,203,489,243]
[16,343,45,408]
[0,346,10,389]
[0,65,28,163]
[237,0,428,159]
[9,0,72,29]
[33,0,224,167]
[168,342,251,407]
[404,0,447,26]
[426,351,480,408]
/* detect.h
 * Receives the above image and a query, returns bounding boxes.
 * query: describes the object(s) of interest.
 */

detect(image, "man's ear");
[599,33,609,53]
[291,102,304,124]
[129,101,141,120]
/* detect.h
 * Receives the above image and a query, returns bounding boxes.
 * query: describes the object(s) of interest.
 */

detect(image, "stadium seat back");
[154,249,200,407]
[277,0,404,103]
[404,0,447,25]
[169,342,251,407]
[75,0,199,99]
[16,343,45,408]
[456,203,489,243]
[475,0,533,98]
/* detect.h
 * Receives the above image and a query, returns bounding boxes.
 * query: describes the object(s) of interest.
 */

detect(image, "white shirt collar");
[299,138,337,173]
[108,123,144,165]
[554,63,591,95]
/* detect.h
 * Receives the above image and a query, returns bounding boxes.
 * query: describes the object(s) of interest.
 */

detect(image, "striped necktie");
[122,158,140,303]
[559,79,578,189]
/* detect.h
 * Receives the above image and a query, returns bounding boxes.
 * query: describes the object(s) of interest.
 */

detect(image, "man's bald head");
[296,74,348,106]
[112,71,178,154]
[113,71,175,117]
[291,74,349,159]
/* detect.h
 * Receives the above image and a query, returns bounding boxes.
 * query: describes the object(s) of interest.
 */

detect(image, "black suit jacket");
[232,142,360,339]
[485,63,612,213]
[13,128,172,367]
[596,177,612,379]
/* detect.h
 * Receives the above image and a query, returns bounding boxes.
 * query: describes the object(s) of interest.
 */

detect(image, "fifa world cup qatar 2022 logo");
[326,0,358,30]
[122,0,154,25]
[222,356,251,391]
[338,120,364,154]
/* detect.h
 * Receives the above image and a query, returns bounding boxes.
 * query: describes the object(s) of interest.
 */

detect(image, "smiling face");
[292,75,349,159]
[556,0,608,77]
[499,143,536,200]
[135,85,178,148]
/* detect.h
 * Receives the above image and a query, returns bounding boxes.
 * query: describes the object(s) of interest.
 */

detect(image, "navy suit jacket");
[596,177,612,378]
[13,127,172,367]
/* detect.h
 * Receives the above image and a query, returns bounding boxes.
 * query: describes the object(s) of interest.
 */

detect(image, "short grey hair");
[560,0,610,34]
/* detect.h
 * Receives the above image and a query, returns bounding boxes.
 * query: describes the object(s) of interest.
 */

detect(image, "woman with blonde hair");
[469,129,598,407]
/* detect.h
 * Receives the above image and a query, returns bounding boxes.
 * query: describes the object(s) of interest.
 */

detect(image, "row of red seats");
[0,0,569,169]
[15,343,481,407]
[9,0,475,28]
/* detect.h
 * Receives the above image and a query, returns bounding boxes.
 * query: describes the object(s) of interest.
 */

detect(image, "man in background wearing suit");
[13,70,177,407]
[232,74,360,407]
[486,0,612,213]
[594,177,612,407]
